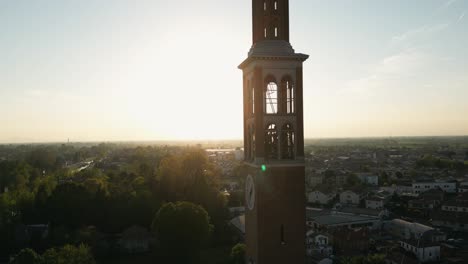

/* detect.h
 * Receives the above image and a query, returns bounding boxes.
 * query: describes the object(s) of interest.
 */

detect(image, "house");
[432,193,468,231]
[412,181,457,194]
[458,182,468,193]
[432,211,468,232]
[408,189,445,210]
[308,176,323,187]
[386,249,419,264]
[332,227,369,255]
[118,226,152,254]
[399,232,441,263]
[442,192,468,213]
[307,209,381,231]
[365,195,386,210]
[308,187,336,205]
[420,188,445,200]
[385,219,444,241]
[14,224,49,249]
[408,199,438,210]
[380,184,413,195]
[340,190,367,206]
[306,230,333,257]
[357,173,379,186]
[230,214,246,241]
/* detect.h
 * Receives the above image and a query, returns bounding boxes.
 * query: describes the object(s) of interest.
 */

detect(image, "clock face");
[245,174,256,211]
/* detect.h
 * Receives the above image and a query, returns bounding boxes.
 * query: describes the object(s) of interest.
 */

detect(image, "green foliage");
[338,254,385,264]
[152,201,213,263]
[0,145,231,261]
[322,170,336,185]
[28,147,60,171]
[0,161,38,191]
[416,155,467,170]
[9,245,96,264]
[345,174,362,188]
[10,248,42,264]
[47,183,92,228]
[230,243,246,264]
[42,244,96,264]
[156,149,228,242]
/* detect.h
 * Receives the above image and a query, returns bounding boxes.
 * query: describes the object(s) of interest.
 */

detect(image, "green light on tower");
[261,165,267,172]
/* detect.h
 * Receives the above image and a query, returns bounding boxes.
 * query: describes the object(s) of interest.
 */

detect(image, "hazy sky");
[1,0,468,143]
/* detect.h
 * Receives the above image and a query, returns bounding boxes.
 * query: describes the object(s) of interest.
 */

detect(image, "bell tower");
[239,1,308,264]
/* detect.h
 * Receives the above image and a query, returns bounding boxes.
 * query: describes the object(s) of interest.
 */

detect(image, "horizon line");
[1,134,468,145]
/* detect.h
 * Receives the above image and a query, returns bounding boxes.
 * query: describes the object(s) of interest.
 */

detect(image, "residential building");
[308,188,336,205]
[118,226,152,254]
[332,227,369,255]
[412,181,457,194]
[408,189,445,210]
[307,209,381,231]
[458,182,468,193]
[399,232,441,263]
[357,173,379,186]
[340,190,367,206]
[385,219,439,241]
[306,231,333,257]
[432,193,468,231]
[365,195,386,210]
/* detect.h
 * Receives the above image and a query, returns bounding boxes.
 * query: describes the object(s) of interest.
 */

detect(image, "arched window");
[281,123,295,159]
[250,125,256,161]
[265,81,278,114]
[274,1,278,10]
[270,21,279,39]
[265,124,278,160]
[252,86,255,115]
[264,1,267,11]
[286,80,295,114]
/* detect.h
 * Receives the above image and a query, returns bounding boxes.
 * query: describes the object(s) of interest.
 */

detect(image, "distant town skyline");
[1,0,468,143]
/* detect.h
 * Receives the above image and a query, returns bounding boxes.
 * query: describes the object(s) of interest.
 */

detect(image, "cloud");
[458,11,466,22]
[24,89,47,97]
[390,23,449,48]
[443,0,458,8]
[340,51,431,96]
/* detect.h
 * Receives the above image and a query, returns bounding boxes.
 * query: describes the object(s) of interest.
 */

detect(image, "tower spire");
[252,0,290,44]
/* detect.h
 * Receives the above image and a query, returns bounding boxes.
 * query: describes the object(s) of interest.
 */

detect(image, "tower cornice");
[238,53,309,70]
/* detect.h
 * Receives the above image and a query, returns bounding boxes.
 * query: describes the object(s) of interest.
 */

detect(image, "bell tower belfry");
[239,1,308,263]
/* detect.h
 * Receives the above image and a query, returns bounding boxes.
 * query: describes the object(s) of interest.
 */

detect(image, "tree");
[42,244,96,264]
[152,202,213,263]
[230,243,246,264]
[156,149,228,242]
[338,254,385,264]
[46,183,92,228]
[345,174,361,188]
[10,248,42,264]
[323,170,336,185]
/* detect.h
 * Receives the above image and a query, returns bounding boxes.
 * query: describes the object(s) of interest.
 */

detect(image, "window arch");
[251,85,255,115]
[265,124,278,160]
[281,77,295,114]
[250,125,256,161]
[265,79,278,114]
[281,123,295,159]
[270,20,279,39]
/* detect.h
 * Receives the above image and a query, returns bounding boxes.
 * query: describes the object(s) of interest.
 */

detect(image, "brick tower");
[239,1,308,263]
